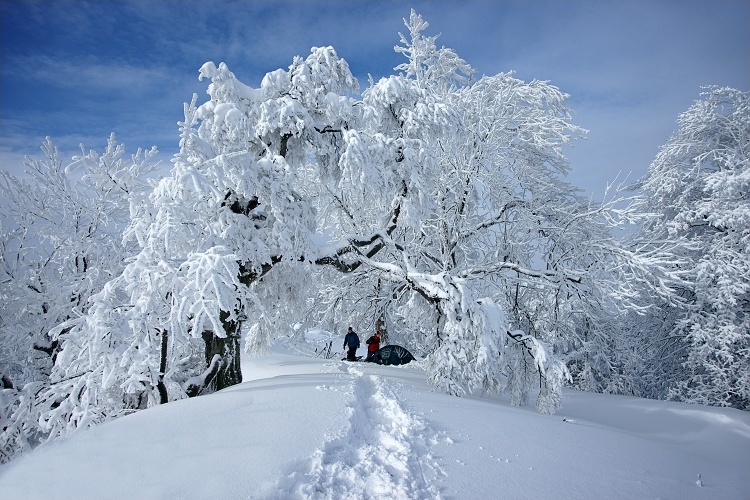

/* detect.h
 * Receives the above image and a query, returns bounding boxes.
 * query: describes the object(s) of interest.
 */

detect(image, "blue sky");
[1,0,748,197]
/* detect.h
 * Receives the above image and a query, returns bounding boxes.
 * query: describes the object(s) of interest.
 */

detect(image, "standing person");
[365,330,381,361]
[343,327,360,361]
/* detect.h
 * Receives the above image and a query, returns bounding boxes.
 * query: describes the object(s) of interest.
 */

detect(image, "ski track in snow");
[265,363,445,500]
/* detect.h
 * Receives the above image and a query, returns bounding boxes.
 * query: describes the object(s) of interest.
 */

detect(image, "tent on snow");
[369,345,415,365]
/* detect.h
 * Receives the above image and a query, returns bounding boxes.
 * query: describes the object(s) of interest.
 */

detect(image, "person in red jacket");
[365,330,381,361]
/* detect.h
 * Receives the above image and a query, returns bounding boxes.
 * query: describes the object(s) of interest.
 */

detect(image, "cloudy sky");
[1,0,748,197]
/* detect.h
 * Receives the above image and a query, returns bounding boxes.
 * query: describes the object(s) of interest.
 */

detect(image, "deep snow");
[1,332,748,500]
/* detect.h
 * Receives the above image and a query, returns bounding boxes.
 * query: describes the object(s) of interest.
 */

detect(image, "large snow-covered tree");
[300,11,677,403]
[632,86,749,410]
[0,135,157,462]
[34,45,364,441]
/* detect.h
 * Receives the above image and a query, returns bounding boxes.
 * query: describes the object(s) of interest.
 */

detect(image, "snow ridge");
[270,364,444,500]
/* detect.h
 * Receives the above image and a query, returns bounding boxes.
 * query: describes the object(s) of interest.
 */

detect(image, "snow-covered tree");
[302,11,675,406]
[0,135,157,462]
[633,86,749,410]
[34,46,365,440]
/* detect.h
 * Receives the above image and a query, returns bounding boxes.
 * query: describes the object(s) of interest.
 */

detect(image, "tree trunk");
[200,311,243,393]
[376,316,388,346]
[156,329,169,404]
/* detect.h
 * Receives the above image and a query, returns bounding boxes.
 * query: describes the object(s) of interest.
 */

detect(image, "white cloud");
[9,54,170,95]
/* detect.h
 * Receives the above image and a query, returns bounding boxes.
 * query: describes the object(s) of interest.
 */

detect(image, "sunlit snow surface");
[1,334,748,500]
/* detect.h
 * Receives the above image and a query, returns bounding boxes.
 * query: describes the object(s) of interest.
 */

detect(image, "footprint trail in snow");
[270,364,444,500]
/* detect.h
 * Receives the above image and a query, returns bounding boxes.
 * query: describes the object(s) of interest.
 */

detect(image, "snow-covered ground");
[1,333,748,500]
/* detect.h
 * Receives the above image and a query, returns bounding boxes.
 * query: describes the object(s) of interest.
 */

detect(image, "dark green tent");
[369,345,414,365]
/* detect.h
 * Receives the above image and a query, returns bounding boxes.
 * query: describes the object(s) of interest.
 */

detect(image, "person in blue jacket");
[343,327,360,361]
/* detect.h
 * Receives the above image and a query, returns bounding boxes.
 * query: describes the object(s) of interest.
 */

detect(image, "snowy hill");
[1,338,748,500]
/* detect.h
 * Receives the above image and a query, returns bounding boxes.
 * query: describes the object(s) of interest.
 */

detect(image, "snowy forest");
[1,11,748,464]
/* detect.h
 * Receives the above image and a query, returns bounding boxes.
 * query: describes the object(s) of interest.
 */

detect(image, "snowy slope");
[0,338,748,500]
